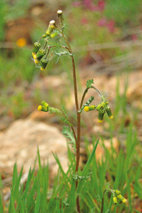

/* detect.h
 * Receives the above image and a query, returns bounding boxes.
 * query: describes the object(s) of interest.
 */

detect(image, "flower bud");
[40,57,48,71]
[84,106,89,112]
[113,196,118,204]
[32,52,37,59]
[50,31,58,38]
[57,10,63,16]
[46,20,56,35]
[33,42,41,54]
[98,112,104,123]
[57,10,63,25]
[38,101,49,112]
[34,59,39,64]
[37,105,42,111]
[106,106,113,119]
[36,49,45,60]
[117,194,127,203]
[41,101,49,108]
[89,105,96,111]
[84,105,95,112]
[49,20,56,26]
[122,198,127,203]
[115,190,121,195]
[32,53,39,64]
[117,194,123,200]
[42,34,47,38]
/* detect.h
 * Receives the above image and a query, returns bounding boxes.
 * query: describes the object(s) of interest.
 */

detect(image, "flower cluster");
[32,10,63,71]
[32,42,48,72]
[84,99,113,123]
[38,101,61,115]
[112,190,127,204]
[38,101,49,112]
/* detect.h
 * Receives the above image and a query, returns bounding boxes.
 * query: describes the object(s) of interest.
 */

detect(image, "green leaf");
[82,139,99,176]
[62,126,75,146]
[77,139,99,193]
[86,79,94,88]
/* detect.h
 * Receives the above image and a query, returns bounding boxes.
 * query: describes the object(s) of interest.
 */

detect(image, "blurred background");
[0,0,142,124]
[0,0,142,209]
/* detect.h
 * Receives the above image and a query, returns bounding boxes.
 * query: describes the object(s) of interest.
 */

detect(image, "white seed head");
[57,10,63,15]
[49,20,55,25]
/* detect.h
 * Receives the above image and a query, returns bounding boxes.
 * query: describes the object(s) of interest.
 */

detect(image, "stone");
[0,119,68,177]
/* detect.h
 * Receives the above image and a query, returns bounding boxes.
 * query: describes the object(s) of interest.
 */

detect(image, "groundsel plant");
[32,10,126,213]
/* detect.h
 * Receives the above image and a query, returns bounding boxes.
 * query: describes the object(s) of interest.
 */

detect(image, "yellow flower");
[117,194,123,200]
[115,190,121,195]
[122,198,127,203]
[37,105,42,111]
[32,52,37,59]
[16,38,27,47]
[34,59,39,64]
[84,106,89,112]
[113,196,118,204]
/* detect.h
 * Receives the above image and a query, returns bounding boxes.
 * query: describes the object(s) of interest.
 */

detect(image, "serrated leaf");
[62,126,75,146]
[86,79,94,88]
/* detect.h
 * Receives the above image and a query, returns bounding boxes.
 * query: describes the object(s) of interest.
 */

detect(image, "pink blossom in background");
[83,0,92,9]
[97,18,107,27]
[83,0,98,11]
[97,18,116,33]
[72,1,81,7]
[81,17,89,24]
[98,0,105,11]
[73,0,105,11]
[106,20,115,33]
[131,34,138,40]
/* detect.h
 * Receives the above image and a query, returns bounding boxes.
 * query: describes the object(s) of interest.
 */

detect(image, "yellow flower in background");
[16,38,27,47]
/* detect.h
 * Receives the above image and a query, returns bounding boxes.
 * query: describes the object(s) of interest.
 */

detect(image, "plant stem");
[62,32,81,213]
[80,88,89,108]
[80,86,104,109]
[71,55,81,213]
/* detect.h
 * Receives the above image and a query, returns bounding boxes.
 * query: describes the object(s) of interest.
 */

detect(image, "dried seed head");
[49,20,55,25]
[57,10,63,15]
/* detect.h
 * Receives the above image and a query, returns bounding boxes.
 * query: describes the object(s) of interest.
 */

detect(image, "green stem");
[61,32,81,213]
[80,86,103,110]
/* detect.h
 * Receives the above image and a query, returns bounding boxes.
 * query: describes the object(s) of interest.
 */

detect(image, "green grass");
[0,120,141,212]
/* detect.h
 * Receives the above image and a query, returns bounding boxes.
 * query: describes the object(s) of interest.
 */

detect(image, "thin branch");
[79,85,103,111]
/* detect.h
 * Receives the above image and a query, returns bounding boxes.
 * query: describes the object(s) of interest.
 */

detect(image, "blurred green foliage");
[0,0,7,40]
[105,0,142,26]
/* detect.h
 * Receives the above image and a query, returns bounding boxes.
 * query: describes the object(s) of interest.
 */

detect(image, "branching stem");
[80,86,103,110]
